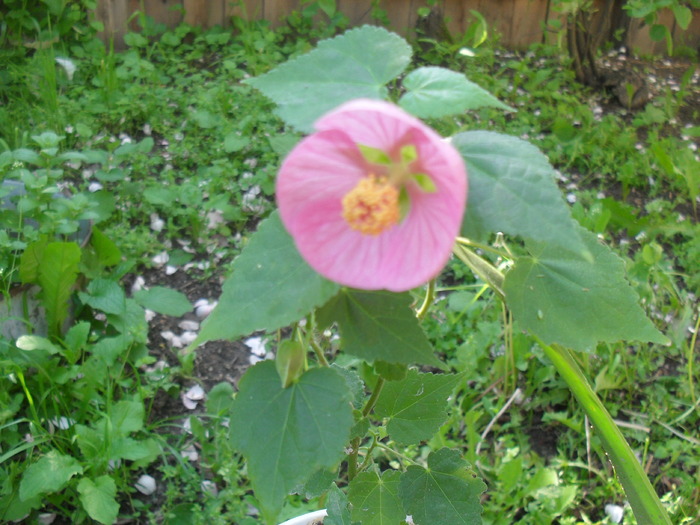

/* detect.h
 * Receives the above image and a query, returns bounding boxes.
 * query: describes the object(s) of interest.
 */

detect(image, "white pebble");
[135,474,157,495]
[605,504,624,523]
[201,480,218,496]
[152,251,169,267]
[195,301,216,319]
[181,444,198,461]
[38,513,56,524]
[179,320,199,331]
[150,213,164,232]
[185,384,205,401]
[244,336,267,356]
[180,331,197,345]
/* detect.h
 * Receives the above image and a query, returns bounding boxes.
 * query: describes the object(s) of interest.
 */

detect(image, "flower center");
[342,175,400,236]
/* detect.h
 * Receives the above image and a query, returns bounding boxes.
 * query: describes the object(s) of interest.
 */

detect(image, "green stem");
[416,279,435,320]
[348,377,386,481]
[687,310,699,403]
[452,243,505,299]
[309,338,330,367]
[538,340,672,525]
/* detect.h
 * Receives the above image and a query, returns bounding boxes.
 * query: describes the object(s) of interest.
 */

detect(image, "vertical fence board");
[265,0,301,27]
[380,0,413,33]
[336,0,374,27]
[183,0,226,27]
[145,0,184,28]
[510,0,549,47]
[226,0,263,22]
[95,0,127,46]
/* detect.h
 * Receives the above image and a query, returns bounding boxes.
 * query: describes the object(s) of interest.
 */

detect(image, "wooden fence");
[95,0,700,54]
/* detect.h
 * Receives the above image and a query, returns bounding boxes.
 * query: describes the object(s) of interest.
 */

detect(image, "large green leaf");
[453,131,588,256]
[19,451,83,500]
[79,278,126,315]
[77,476,119,525]
[194,211,339,347]
[399,66,513,118]
[317,289,441,367]
[347,470,404,525]
[245,25,411,132]
[325,483,353,525]
[38,242,81,336]
[133,286,192,316]
[374,370,461,444]
[503,226,669,352]
[399,448,486,525]
[230,362,353,521]
[110,399,144,436]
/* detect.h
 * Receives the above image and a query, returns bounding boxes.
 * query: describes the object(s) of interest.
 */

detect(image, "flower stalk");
[536,340,673,525]
[456,246,672,524]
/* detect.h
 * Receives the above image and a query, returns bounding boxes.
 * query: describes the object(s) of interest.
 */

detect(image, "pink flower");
[276,99,467,292]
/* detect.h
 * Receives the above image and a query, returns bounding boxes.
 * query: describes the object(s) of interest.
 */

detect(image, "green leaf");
[143,186,176,206]
[347,470,404,525]
[111,436,160,463]
[275,340,306,388]
[133,286,192,316]
[90,228,121,266]
[672,5,692,29]
[245,26,411,132]
[206,382,235,416]
[295,467,337,499]
[223,133,250,153]
[110,399,144,436]
[194,211,339,347]
[374,370,461,444]
[503,226,669,352]
[317,0,336,17]
[399,66,513,118]
[63,321,90,363]
[77,476,119,525]
[649,23,668,42]
[19,238,48,283]
[230,362,353,521]
[317,289,441,367]
[75,424,103,461]
[453,131,588,256]
[38,242,81,336]
[79,278,126,315]
[325,483,353,525]
[15,334,61,354]
[90,334,131,366]
[399,448,486,525]
[19,451,83,500]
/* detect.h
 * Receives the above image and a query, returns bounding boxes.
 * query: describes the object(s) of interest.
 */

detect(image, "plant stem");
[537,340,672,525]
[362,377,385,418]
[687,309,699,402]
[416,279,435,320]
[452,243,505,299]
[309,338,330,367]
[348,377,386,480]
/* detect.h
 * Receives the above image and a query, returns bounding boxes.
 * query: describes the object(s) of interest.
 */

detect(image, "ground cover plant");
[0,3,699,524]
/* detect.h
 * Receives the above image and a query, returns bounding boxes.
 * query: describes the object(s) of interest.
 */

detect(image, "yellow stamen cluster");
[342,175,400,236]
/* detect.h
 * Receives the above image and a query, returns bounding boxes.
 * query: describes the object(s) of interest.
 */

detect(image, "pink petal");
[277,99,468,291]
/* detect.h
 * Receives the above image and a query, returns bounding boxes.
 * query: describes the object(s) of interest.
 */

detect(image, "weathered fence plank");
[94,0,698,55]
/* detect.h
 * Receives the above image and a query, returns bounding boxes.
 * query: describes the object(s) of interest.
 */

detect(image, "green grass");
[0,9,698,524]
